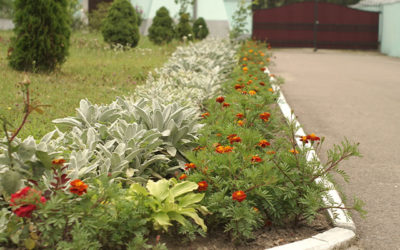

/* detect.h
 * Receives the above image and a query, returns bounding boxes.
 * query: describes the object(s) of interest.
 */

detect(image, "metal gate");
[253,2,379,49]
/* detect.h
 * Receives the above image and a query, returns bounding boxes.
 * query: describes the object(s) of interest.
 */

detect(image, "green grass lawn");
[0,31,177,139]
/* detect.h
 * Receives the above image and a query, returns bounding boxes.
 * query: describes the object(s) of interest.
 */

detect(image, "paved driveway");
[271,49,400,250]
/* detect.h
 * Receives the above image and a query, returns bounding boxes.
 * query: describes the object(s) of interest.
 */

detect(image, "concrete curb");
[263,67,356,250]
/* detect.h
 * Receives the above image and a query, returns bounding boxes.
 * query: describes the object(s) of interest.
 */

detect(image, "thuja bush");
[193,17,209,40]
[176,13,193,41]
[88,2,112,31]
[102,0,140,48]
[8,0,71,72]
[148,7,175,45]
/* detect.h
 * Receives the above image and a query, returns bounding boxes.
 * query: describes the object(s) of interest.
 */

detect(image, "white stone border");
[263,67,356,250]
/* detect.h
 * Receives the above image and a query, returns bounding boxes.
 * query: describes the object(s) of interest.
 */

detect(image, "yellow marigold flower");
[289,149,299,154]
[249,90,256,96]
[268,88,274,92]
[237,120,244,126]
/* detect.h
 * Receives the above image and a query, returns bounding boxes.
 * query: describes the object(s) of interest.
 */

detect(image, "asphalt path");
[271,49,400,250]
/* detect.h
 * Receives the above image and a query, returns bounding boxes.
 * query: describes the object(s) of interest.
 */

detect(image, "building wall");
[381,2,400,57]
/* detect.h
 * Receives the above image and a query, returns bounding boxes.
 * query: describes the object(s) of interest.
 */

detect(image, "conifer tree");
[193,17,209,40]
[102,0,140,48]
[176,13,194,41]
[148,7,175,45]
[8,0,71,72]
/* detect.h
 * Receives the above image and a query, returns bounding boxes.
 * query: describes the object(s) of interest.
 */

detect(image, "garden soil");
[271,48,400,250]
[158,213,331,249]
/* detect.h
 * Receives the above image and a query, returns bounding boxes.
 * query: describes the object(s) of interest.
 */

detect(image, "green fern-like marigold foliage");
[176,13,194,41]
[148,7,175,45]
[102,0,140,48]
[8,0,71,72]
[193,17,209,40]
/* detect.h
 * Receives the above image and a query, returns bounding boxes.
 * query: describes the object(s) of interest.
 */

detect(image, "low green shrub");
[102,0,140,47]
[88,2,112,31]
[148,7,175,45]
[175,13,193,41]
[193,17,209,40]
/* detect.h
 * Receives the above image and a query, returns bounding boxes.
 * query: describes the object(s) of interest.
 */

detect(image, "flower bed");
[0,39,363,249]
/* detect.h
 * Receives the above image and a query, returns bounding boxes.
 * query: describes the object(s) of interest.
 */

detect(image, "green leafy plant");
[102,0,140,48]
[8,0,71,72]
[148,7,175,45]
[230,0,253,39]
[193,17,209,40]
[176,13,194,41]
[88,1,112,31]
[128,178,209,232]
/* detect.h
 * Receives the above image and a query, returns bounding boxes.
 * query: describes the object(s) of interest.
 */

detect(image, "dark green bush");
[102,0,140,47]
[193,17,209,40]
[88,2,112,31]
[176,13,193,41]
[8,0,71,72]
[148,7,175,45]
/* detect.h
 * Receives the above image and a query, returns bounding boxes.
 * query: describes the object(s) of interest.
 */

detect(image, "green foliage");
[193,17,209,40]
[8,0,71,72]
[0,0,13,18]
[148,7,175,45]
[128,178,209,232]
[174,0,194,15]
[88,2,112,31]
[102,0,140,47]
[176,13,193,41]
[230,0,252,39]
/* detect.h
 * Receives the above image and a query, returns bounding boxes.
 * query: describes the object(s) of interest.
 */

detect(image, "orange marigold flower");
[254,76,258,80]
[251,155,263,163]
[307,133,320,142]
[289,149,299,154]
[193,146,206,151]
[179,173,187,180]
[229,136,242,144]
[247,80,253,85]
[237,78,243,82]
[236,113,244,119]
[232,190,247,202]
[266,150,276,155]
[216,133,222,137]
[237,120,244,126]
[184,163,196,170]
[260,52,265,57]
[201,112,210,118]
[241,91,248,95]
[52,159,66,165]
[260,112,271,121]
[258,139,271,148]
[227,134,237,140]
[216,96,225,103]
[198,181,208,192]
[69,179,88,196]
[259,81,265,86]
[300,136,309,143]
[268,88,274,92]
[249,90,257,96]
[243,57,248,61]
[249,49,254,53]
[215,145,233,153]
[253,207,259,212]
[223,146,233,153]
[215,146,225,153]
[267,57,271,62]
[223,102,230,107]
[234,84,243,89]
[242,67,248,71]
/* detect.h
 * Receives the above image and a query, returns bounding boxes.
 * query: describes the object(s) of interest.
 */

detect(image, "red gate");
[253,2,379,49]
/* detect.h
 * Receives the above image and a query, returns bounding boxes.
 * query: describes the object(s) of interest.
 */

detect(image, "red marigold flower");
[289,149,299,154]
[249,90,256,96]
[193,146,206,151]
[241,91,248,95]
[224,146,233,153]
[216,145,233,153]
[229,136,242,144]
[258,139,271,148]
[260,67,266,72]
[251,155,263,163]
[52,158,66,165]
[247,80,253,85]
[185,163,196,170]
[254,76,258,80]
[201,112,210,118]
[237,120,244,126]
[179,173,187,180]
[232,190,247,202]
[216,96,225,103]
[10,187,46,218]
[266,150,276,155]
[227,134,237,140]
[260,112,271,122]
[236,113,244,119]
[300,136,309,143]
[198,181,208,191]
[223,102,230,107]
[307,133,320,142]
[69,179,88,196]
[259,81,265,86]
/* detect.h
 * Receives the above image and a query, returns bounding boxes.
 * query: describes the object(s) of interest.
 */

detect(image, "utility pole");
[193,0,198,20]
